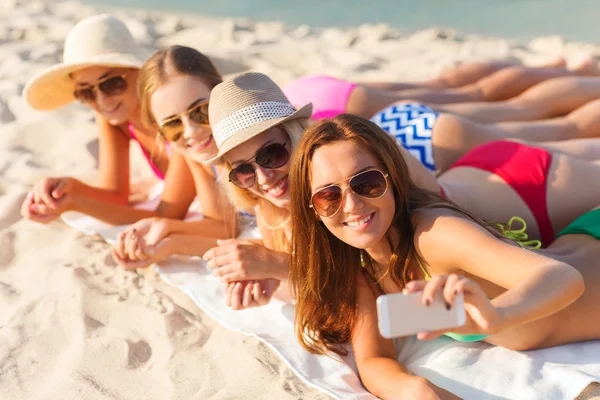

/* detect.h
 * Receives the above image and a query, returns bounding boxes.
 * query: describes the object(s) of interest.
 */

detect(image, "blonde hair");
[137,45,222,131]
[220,118,310,252]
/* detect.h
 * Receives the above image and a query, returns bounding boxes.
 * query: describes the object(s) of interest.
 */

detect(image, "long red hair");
[289,114,503,356]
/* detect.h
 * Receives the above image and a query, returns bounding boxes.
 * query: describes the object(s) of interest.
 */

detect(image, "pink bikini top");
[127,122,170,180]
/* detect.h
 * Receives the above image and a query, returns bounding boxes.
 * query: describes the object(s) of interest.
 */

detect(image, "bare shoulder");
[412,207,487,240]
[412,208,497,269]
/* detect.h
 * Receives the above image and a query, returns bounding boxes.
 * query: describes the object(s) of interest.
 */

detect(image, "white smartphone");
[376,291,466,339]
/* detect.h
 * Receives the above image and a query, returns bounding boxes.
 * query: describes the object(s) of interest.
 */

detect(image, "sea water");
[85,0,600,41]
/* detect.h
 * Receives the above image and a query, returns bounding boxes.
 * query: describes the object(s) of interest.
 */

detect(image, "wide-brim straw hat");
[23,14,146,111]
[203,72,312,165]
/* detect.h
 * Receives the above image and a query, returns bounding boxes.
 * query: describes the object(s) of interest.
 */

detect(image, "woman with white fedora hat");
[198,72,312,310]
[20,15,234,248]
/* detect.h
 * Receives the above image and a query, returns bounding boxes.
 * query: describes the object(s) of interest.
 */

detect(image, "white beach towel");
[60,205,600,400]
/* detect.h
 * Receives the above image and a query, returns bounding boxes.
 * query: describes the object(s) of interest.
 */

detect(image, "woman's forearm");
[166,233,219,257]
[70,178,129,205]
[492,262,584,330]
[164,218,237,240]
[69,193,160,225]
[358,357,420,399]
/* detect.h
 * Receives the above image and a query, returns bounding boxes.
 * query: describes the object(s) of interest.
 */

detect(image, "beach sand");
[1,0,599,398]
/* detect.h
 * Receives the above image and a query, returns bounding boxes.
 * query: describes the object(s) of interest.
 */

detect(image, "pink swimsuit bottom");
[283,75,357,120]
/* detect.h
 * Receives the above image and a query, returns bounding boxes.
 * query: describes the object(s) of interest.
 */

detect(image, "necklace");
[258,212,291,231]
[359,250,390,294]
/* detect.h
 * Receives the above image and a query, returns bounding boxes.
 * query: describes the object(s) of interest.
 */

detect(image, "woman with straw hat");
[20,14,174,224]
[20,14,234,251]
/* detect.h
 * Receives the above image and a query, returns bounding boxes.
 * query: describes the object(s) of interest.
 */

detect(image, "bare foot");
[541,56,567,69]
[569,55,600,76]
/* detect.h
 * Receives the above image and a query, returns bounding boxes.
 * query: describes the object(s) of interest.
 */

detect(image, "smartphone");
[376,291,466,339]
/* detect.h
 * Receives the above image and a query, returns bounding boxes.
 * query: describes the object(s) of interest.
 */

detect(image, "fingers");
[21,192,36,219]
[203,244,235,261]
[254,281,271,306]
[51,180,66,199]
[225,282,235,308]
[126,230,140,261]
[403,280,427,294]
[242,280,255,308]
[21,196,59,223]
[114,230,128,260]
[230,282,244,310]
[112,249,152,270]
[39,179,58,209]
[421,274,448,306]
[216,239,239,247]
[206,254,232,270]
[30,203,55,216]
[133,240,147,261]
[443,274,461,308]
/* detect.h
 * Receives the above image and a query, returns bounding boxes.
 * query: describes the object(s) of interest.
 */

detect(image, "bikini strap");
[415,256,431,281]
[495,216,542,250]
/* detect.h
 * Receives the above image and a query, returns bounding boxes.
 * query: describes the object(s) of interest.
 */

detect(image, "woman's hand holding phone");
[404,274,506,340]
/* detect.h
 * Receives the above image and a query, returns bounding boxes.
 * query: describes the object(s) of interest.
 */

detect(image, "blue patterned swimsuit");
[370,103,439,172]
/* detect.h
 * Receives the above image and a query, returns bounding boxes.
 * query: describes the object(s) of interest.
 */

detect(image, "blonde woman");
[111,45,242,269]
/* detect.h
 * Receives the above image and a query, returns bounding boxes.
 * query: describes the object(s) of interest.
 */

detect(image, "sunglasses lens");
[229,164,256,188]
[256,143,289,169]
[350,170,388,198]
[159,120,183,142]
[98,76,127,96]
[189,103,209,125]
[311,186,343,217]
[73,88,95,103]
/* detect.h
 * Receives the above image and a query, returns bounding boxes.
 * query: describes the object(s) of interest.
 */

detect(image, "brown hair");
[137,45,222,130]
[288,114,505,356]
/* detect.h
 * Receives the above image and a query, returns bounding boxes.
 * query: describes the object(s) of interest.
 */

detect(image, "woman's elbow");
[558,263,585,301]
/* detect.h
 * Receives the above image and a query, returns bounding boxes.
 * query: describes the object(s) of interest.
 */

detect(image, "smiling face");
[150,74,216,163]
[309,140,396,250]
[224,126,291,209]
[71,66,139,125]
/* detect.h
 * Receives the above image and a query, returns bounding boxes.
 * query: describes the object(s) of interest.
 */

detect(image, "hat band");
[213,101,297,148]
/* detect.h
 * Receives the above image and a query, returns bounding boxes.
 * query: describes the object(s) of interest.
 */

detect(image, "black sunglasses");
[228,138,289,188]
[73,73,128,104]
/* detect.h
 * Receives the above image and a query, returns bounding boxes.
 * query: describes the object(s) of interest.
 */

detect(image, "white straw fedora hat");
[204,72,312,165]
[23,14,146,111]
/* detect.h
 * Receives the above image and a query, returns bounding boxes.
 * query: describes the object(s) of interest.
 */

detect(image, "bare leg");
[360,59,520,91]
[431,113,600,172]
[435,77,600,123]
[488,98,600,141]
[384,63,591,105]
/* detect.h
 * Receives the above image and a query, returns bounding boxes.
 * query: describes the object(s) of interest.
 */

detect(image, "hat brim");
[23,52,144,111]
[203,102,313,166]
